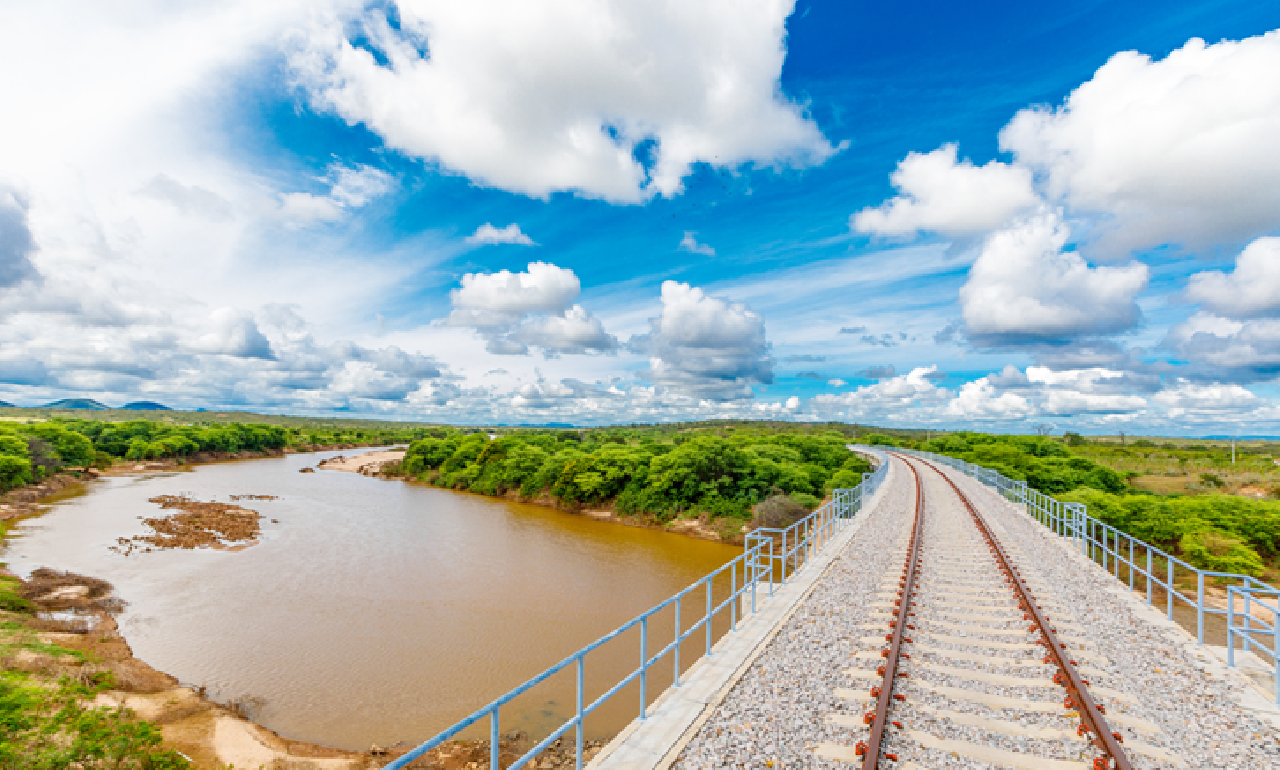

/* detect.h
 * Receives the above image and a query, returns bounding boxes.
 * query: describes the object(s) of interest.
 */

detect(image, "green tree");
[0,455,32,492]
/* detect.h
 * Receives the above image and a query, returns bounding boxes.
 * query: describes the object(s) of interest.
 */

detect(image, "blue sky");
[1,1,1279,433]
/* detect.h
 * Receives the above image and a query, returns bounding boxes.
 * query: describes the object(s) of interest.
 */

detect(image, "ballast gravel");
[673,456,1280,770]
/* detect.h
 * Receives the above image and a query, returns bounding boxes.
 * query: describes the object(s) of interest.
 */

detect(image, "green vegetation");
[868,430,1280,580]
[0,410,439,491]
[1057,489,1277,577]
[0,661,187,769]
[1064,433,1280,476]
[402,425,874,525]
[0,594,188,769]
[910,432,1128,495]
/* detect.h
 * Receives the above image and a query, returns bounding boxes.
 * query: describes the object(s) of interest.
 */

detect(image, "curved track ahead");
[847,454,1134,770]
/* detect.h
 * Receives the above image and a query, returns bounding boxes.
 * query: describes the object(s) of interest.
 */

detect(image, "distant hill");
[120,401,171,411]
[43,398,108,410]
[0,401,12,408]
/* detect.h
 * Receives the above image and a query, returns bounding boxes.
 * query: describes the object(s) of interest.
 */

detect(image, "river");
[2,449,742,751]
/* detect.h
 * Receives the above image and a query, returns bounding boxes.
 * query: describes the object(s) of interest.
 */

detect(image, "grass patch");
[0,668,188,768]
[0,570,188,768]
[0,575,35,614]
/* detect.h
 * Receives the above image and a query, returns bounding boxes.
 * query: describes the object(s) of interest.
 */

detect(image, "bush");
[0,575,35,614]
[825,469,865,493]
[0,671,190,769]
[789,492,820,511]
[863,434,899,447]
[0,434,29,458]
[0,455,32,492]
[1179,530,1264,576]
[751,494,809,530]
[697,495,751,520]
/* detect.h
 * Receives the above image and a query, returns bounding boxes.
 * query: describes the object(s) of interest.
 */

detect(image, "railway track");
[815,454,1181,769]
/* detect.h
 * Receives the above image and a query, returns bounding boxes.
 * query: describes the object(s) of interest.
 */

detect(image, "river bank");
[0,447,383,767]
[3,445,740,768]
[317,449,752,547]
[0,442,392,524]
[1,565,605,770]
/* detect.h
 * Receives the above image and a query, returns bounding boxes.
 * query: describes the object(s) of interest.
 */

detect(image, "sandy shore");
[316,449,405,475]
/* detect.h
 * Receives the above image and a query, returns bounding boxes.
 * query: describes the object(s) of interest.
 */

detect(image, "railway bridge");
[391,449,1280,770]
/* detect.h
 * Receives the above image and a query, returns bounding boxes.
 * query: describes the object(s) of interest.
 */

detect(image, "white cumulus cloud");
[1153,379,1266,420]
[1026,367,1148,415]
[290,0,837,203]
[809,366,950,421]
[852,144,1038,237]
[447,262,616,355]
[944,377,1034,421]
[635,281,774,401]
[191,308,275,359]
[1184,237,1280,319]
[960,210,1149,346]
[1163,312,1280,381]
[1000,31,1280,256]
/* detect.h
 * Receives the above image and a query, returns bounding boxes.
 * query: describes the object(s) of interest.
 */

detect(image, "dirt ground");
[1130,472,1280,498]
[110,495,263,555]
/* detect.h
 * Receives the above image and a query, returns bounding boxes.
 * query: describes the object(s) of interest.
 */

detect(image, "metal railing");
[387,447,890,769]
[899,447,1279,701]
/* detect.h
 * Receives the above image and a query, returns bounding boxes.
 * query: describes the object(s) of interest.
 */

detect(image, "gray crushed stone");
[673,456,1280,770]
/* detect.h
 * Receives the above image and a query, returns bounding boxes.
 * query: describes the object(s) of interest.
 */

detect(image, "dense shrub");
[399,428,879,523]
[751,493,810,530]
[0,455,32,492]
[1057,488,1280,577]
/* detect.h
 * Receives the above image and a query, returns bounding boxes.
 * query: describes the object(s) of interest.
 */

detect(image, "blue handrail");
[387,446,889,769]
[898,447,1279,701]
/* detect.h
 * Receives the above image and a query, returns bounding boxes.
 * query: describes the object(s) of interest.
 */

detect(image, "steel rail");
[917,457,1133,770]
[861,453,924,768]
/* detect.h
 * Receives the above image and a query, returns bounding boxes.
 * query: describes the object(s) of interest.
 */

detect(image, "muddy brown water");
[3,450,741,751]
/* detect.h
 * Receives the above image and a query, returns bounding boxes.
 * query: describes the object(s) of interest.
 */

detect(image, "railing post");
[773,529,783,578]
[1227,587,1236,668]
[639,616,648,720]
[705,579,712,656]
[1152,544,1162,606]
[490,707,500,769]
[1197,572,1206,645]
[576,656,584,770]
[768,538,775,597]
[674,595,682,686]
[1167,557,1175,621]
[1273,594,1279,704]
[731,564,737,630]
[1129,537,1135,591]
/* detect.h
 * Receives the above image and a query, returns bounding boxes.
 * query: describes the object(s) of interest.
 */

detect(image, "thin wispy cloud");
[465,223,536,246]
[678,231,715,256]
